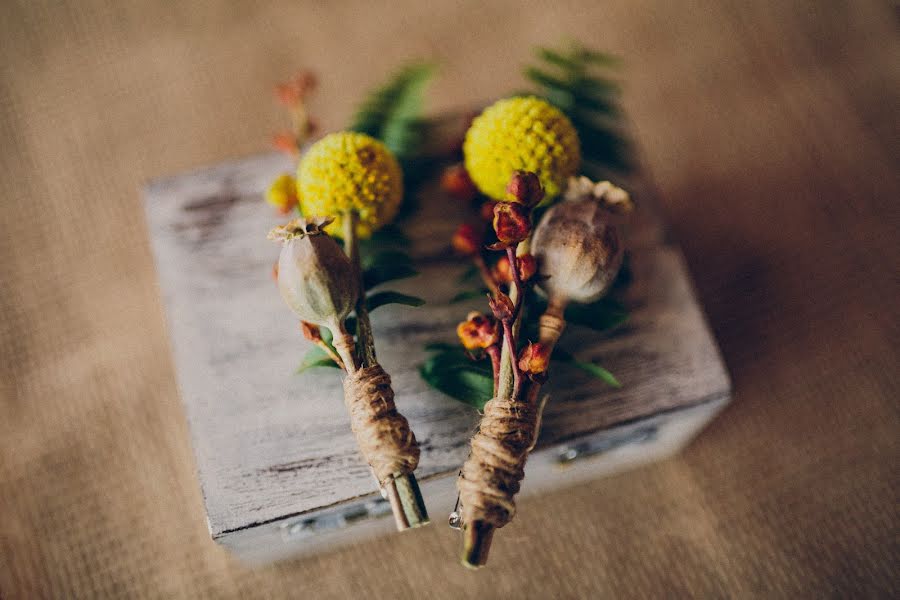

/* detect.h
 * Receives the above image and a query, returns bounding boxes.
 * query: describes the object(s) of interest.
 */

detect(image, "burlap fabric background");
[2,1,897,597]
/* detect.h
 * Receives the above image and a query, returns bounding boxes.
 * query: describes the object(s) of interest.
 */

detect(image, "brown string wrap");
[342,364,420,484]
[458,397,541,529]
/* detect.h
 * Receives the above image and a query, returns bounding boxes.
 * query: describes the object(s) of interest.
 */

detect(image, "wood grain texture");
[2,1,898,597]
[144,144,730,539]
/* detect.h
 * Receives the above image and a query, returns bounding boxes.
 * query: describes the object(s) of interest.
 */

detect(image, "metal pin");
[448,470,463,529]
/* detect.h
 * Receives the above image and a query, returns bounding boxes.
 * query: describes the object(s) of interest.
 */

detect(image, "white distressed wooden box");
[144,126,730,565]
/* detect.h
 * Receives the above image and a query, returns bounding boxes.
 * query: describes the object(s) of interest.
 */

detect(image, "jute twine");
[343,365,420,483]
[457,309,565,528]
[458,397,541,528]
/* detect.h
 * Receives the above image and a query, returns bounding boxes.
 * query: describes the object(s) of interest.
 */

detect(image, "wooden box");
[144,130,731,565]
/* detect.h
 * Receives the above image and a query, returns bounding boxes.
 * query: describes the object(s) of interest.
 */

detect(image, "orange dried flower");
[441,164,478,202]
[494,254,538,283]
[275,71,318,107]
[301,321,322,342]
[505,170,544,207]
[518,342,551,375]
[492,202,531,247]
[479,200,497,222]
[493,255,513,283]
[452,223,482,256]
[456,312,500,350]
[516,254,537,281]
[272,132,300,155]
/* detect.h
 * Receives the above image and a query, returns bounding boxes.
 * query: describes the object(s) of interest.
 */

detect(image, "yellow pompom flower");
[266,173,298,214]
[297,131,403,238]
[463,96,581,201]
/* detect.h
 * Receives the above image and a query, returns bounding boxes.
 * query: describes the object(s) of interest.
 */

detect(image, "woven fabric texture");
[1,1,897,597]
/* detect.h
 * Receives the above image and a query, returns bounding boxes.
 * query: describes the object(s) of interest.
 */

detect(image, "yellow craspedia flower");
[297,131,403,238]
[463,96,580,201]
[266,173,298,214]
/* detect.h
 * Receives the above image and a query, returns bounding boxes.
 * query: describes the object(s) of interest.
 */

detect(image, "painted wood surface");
[144,145,730,541]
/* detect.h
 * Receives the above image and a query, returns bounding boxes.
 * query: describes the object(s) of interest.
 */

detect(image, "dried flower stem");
[485,345,501,395]
[461,239,531,568]
[341,211,428,531]
[495,242,527,400]
[473,254,502,297]
[343,213,378,368]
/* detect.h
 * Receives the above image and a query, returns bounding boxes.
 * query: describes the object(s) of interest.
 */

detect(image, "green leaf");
[449,289,488,304]
[552,347,621,388]
[574,47,621,66]
[569,116,630,169]
[572,361,621,387]
[296,346,340,374]
[420,349,494,409]
[524,41,631,174]
[366,290,425,311]
[457,264,480,284]
[349,63,436,161]
[534,47,585,73]
[363,262,418,289]
[564,297,629,332]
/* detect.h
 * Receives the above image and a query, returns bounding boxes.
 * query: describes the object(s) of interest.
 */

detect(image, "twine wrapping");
[458,397,540,528]
[342,364,420,483]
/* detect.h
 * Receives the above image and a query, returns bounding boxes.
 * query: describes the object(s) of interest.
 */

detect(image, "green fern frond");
[524,43,631,176]
[349,63,436,163]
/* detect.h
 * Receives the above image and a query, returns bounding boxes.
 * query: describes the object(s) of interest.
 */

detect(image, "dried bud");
[275,71,317,107]
[441,164,478,201]
[492,255,513,283]
[301,321,322,342]
[452,223,482,256]
[271,261,279,282]
[493,254,537,283]
[492,202,531,247]
[268,217,359,328]
[518,342,551,375]
[272,133,300,156]
[516,254,537,281]
[479,200,497,222]
[488,292,515,321]
[505,170,544,207]
[531,186,627,304]
[456,312,500,350]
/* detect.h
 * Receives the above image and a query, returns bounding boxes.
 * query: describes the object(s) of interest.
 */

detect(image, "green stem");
[343,211,378,368]
[342,210,428,530]
[496,242,527,399]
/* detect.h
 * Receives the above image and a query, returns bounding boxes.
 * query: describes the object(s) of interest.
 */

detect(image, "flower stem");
[506,247,525,321]
[473,254,501,296]
[316,339,346,370]
[485,345,501,396]
[343,211,377,368]
[462,520,495,569]
[495,242,527,399]
[342,210,428,530]
[463,241,529,567]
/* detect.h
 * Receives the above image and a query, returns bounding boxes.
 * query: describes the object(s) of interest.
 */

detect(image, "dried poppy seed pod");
[531,180,630,305]
[268,216,359,331]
